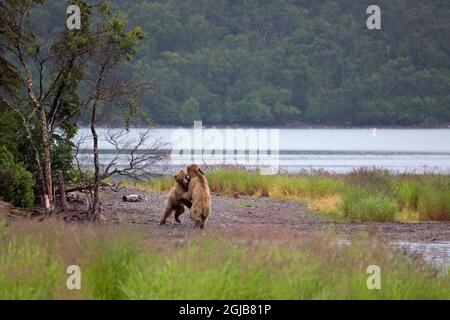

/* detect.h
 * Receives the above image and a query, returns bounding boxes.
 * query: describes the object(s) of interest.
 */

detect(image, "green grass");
[131,167,450,222]
[0,221,448,299]
[131,168,345,199]
[342,188,398,222]
[122,238,450,299]
[0,238,61,299]
[84,236,141,299]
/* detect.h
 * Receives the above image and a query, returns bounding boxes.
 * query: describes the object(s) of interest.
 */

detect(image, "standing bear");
[181,164,211,229]
[159,169,192,224]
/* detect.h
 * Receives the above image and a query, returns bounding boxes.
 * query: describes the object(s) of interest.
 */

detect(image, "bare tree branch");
[101,128,169,181]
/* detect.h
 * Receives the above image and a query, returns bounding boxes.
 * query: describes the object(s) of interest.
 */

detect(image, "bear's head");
[186,164,205,178]
[173,169,190,188]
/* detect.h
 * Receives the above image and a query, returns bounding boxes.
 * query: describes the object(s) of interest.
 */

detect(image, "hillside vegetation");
[53,0,450,126]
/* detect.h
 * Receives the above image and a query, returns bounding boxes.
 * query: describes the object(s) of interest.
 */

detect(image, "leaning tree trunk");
[24,68,54,212]
[90,103,100,221]
[38,106,54,211]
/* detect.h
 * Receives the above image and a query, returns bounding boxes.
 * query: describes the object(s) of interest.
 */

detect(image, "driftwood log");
[122,194,146,202]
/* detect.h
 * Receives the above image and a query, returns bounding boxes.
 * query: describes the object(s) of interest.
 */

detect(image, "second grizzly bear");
[159,170,192,225]
[182,164,211,229]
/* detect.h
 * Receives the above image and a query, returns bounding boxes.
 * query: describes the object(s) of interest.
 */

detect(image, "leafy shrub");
[0,146,34,207]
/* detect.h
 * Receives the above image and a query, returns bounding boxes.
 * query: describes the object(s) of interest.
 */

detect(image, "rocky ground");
[3,188,450,242]
[99,188,450,242]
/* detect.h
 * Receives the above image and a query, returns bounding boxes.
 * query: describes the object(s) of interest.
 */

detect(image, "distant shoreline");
[76,123,450,130]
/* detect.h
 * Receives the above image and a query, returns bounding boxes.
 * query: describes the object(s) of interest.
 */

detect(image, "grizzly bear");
[181,164,211,229]
[159,170,192,225]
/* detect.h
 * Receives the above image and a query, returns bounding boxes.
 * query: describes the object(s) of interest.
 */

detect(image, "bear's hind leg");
[159,205,173,225]
[174,205,185,223]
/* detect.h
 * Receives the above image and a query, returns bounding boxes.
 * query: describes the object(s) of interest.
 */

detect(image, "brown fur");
[181,164,211,229]
[159,170,192,225]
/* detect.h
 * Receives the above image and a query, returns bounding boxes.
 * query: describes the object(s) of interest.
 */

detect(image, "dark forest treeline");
[15,0,450,127]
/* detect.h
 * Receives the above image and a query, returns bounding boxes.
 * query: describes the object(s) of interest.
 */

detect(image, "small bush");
[342,188,398,221]
[0,146,34,207]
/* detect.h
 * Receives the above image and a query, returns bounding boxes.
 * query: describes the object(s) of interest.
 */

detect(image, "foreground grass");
[131,167,450,222]
[0,220,448,299]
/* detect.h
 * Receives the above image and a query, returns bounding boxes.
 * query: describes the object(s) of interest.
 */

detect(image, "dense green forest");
[103,0,450,126]
[8,0,450,127]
